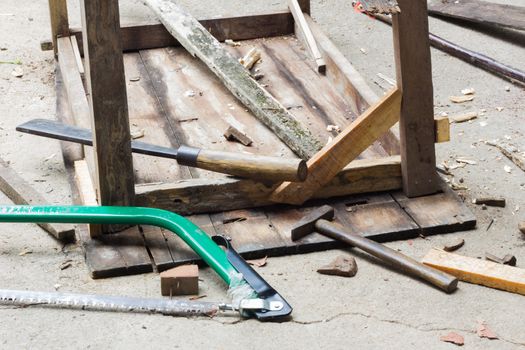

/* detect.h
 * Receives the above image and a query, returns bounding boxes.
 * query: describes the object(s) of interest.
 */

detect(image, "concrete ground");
[0,0,524,348]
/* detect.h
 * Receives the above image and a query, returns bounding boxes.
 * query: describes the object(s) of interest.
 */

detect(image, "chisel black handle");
[16,119,307,182]
[315,220,459,293]
[177,146,307,182]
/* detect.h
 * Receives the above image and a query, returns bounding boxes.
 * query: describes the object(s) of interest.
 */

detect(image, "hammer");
[291,205,458,293]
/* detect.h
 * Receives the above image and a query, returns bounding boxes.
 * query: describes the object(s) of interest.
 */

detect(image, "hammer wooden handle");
[177,146,307,182]
[315,220,458,293]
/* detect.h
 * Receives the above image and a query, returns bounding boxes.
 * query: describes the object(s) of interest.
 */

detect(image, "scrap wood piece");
[434,116,450,143]
[422,248,525,295]
[354,0,400,14]
[472,197,506,208]
[450,111,478,123]
[443,237,464,252]
[0,158,75,241]
[486,141,525,173]
[429,0,525,32]
[288,0,326,73]
[270,88,401,205]
[143,0,323,160]
[239,47,261,70]
[223,125,253,146]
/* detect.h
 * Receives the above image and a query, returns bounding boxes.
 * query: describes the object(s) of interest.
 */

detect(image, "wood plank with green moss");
[143,0,323,160]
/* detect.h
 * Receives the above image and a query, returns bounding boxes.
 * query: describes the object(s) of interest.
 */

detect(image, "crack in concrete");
[212,311,524,346]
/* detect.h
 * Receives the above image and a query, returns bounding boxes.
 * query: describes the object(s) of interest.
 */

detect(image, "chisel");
[17,119,307,182]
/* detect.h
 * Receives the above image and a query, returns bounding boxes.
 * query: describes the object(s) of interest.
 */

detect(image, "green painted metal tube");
[0,205,237,284]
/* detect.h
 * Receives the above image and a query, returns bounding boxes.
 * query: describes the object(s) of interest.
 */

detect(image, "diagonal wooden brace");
[270,88,401,205]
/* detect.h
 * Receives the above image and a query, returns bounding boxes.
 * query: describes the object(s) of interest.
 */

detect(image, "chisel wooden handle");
[177,146,307,182]
[315,220,459,293]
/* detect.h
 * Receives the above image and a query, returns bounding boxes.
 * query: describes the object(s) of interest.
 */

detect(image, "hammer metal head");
[291,205,335,241]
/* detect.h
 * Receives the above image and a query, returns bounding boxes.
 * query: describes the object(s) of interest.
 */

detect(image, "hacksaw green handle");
[0,205,237,284]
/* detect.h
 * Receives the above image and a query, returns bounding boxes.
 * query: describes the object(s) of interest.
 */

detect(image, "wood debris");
[485,253,516,266]
[130,129,145,139]
[486,140,525,173]
[450,95,474,103]
[476,321,498,340]
[456,158,477,165]
[450,111,477,123]
[472,197,505,208]
[239,47,261,70]
[317,255,358,278]
[440,332,465,346]
[504,165,512,173]
[223,125,253,146]
[461,87,475,95]
[443,237,464,252]
[326,125,341,133]
[224,39,240,47]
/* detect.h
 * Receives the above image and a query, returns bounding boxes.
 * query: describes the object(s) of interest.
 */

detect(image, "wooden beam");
[306,15,400,155]
[0,158,75,241]
[428,0,525,32]
[80,1,135,213]
[48,0,69,56]
[135,156,402,215]
[288,0,325,73]
[392,0,439,197]
[70,12,295,56]
[144,0,322,160]
[70,35,84,76]
[423,248,525,296]
[270,88,402,205]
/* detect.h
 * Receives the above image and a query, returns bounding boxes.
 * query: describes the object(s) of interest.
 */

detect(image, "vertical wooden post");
[81,0,135,234]
[297,0,311,14]
[48,0,69,56]
[392,0,439,197]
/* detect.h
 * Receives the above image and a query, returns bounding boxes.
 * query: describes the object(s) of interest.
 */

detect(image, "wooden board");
[76,189,474,278]
[429,0,525,32]
[423,248,525,295]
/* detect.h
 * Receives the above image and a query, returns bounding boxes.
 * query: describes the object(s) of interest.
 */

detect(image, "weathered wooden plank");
[124,52,192,182]
[135,156,402,214]
[429,0,525,32]
[288,0,325,73]
[71,12,295,55]
[80,0,135,212]
[210,210,288,259]
[392,183,476,236]
[0,158,76,241]
[423,248,525,295]
[48,0,69,55]
[270,88,401,205]
[141,225,174,270]
[70,35,84,75]
[138,47,296,180]
[306,16,400,155]
[393,0,440,197]
[143,0,322,160]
